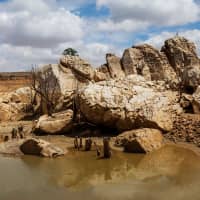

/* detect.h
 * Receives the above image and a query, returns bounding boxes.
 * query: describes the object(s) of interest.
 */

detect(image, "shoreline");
[0,135,200,158]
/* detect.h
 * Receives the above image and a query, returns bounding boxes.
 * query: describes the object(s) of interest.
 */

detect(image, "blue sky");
[0,0,200,71]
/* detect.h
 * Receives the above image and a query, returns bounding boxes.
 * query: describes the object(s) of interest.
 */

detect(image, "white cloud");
[80,42,121,66]
[0,43,58,71]
[56,0,94,10]
[97,0,200,27]
[97,19,149,32]
[0,2,84,48]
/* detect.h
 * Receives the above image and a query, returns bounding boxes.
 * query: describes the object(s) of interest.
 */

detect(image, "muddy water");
[0,145,200,200]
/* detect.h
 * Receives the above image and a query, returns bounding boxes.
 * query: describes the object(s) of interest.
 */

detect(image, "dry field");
[0,79,30,93]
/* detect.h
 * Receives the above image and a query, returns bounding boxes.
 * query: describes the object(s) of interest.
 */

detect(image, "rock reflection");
[21,145,200,191]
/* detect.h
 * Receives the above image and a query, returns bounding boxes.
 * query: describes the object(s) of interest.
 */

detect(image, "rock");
[161,36,199,74]
[41,55,100,111]
[20,138,66,157]
[179,93,193,111]
[182,65,200,92]
[78,75,182,132]
[96,54,125,80]
[60,55,95,81]
[35,110,73,135]
[97,64,112,79]
[161,36,200,91]
[121,44,178,88]
[106,54,125,79]
[0,87,38,121]
[192,86,200,114]
[116,128,164,153]
[93,70,107,82]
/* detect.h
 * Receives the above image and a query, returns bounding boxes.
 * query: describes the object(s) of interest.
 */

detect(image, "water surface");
[0,145,200,200]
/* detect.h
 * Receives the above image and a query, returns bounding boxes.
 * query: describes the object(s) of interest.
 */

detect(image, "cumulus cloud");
[0,1,84,48]
[0,43,59,71]
[97,0,200,26]
[97,19,149,32]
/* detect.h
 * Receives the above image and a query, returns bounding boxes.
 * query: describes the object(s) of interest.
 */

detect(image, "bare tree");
[30,65,61,116]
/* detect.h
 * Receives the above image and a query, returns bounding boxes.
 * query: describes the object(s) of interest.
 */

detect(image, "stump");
[74,136,78,149]
[85,138,92,151]
[19,133,24,139]
[103,137,112,158]
[94,141,101,157]
[11,128,18,139]
[4,135,9,142]
[79,137,83,149]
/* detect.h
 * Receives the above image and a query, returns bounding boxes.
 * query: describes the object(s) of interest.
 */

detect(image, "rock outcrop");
[60,55,95,82]
[42,55,106,111]
[121,44,178,88]
[35,110,73,135]
[161,36,200,91]
[38,36,200,115]
[0,87,38,121]
[98,54,125,79]
[161,36,199,73]
[20,138,66,157]
[182,65,200,92]
[78,75,182,132]
[96,36,200,92]
[192,86,200,114]
[116,128,164,153]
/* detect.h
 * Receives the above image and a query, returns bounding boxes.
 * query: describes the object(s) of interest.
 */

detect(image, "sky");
[0,0,200,71]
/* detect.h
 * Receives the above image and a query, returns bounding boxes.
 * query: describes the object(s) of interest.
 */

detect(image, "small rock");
[20,138,66,157]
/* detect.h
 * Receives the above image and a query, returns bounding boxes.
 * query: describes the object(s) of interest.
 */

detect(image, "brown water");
[1,144,200,200]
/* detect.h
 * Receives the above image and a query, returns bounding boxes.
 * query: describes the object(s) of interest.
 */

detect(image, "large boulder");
[97,54,125,80]
[78,75,182,132]
[161,36,200,91]
[116,128,164,153]
[42,56,106,111]
[20,138,66,157]
[35,110,73,135]
[0,87,38,121]
[60,55,95,82]
[182,65,200,92]
[161,36,199,74]
[121,44,178,88]
[106,53,125,79]
[192,86,200,114]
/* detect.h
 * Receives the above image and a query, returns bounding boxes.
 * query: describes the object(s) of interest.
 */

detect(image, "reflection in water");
[0,145,200,200]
